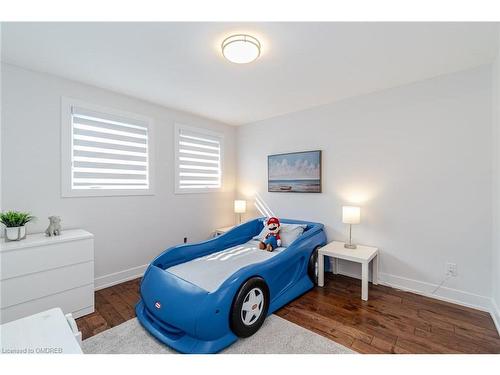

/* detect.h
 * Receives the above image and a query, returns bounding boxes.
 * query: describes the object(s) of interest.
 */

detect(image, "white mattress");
[166,240,286,292]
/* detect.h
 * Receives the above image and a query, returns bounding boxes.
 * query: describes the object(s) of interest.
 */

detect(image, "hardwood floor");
[76,274,500,354]
[76,278,142,340]
[276,274,500,353]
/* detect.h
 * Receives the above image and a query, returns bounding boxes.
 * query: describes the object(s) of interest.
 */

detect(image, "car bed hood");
[140,265,208,336]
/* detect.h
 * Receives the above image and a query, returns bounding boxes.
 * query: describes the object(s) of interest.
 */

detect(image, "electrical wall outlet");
[446,262,457,277]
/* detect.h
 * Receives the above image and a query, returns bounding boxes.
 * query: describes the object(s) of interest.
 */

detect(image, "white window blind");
[175,125,222,193]
[64,103,152,195]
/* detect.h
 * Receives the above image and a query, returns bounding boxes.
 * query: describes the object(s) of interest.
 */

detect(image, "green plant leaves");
[0,211,35,227]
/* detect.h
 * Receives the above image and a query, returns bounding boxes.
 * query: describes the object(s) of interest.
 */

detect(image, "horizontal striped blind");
[71,106,150,191]
[176,126,222,191]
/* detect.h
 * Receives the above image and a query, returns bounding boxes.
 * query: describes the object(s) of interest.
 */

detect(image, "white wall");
[492,32,500,330]
[0,24,3,213]
[237,66,493,310]
[1,64,236,288]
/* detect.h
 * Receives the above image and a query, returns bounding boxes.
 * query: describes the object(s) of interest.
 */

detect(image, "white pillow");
[253,223,268,241]
[279,224,307,247]
[253,222,306,247]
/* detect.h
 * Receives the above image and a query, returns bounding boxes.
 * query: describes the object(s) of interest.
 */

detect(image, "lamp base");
[344,243,357,249]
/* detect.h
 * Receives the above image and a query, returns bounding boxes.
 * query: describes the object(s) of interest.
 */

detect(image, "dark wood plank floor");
[76,274,500,354]
[76,278,142,340]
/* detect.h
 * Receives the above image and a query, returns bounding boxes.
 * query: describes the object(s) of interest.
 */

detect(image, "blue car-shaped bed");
[136,218,327,354]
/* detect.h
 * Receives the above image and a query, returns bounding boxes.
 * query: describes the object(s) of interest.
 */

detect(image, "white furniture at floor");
[318,241,379,301]
[0,308,83,354]
[0,229,94,324]
[214,225,235,236]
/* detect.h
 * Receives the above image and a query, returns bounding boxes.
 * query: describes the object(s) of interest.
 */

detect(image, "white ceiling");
[2,22,498,125]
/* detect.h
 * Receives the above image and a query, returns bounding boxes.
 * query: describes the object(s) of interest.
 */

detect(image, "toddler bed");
[136,218,326,354]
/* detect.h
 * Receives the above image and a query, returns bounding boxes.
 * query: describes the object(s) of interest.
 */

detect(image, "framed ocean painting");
[268,150,322,193]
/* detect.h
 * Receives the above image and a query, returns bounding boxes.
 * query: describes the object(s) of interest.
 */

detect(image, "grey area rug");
[82,315,355,354]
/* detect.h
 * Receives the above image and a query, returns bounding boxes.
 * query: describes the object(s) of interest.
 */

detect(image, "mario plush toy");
[259,217,282,252]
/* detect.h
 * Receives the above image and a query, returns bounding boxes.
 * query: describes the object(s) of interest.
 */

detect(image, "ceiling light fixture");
[221,34,261,64]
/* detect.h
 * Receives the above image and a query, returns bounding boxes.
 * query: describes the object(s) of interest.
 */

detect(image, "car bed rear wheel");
[308,246,321,285]
[230,277,269,338]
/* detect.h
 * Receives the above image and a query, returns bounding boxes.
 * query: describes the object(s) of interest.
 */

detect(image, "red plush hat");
[267,217,280,226]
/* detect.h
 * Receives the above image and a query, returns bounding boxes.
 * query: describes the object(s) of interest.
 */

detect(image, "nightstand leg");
[372,255,379,285]
[318,253,324,287]
[332,257,338,274]
[361,262,369,301]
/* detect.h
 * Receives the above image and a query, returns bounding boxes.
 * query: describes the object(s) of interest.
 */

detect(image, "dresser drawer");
[0,284,94,324]
[1,261,94,309]
[1,238,94,280]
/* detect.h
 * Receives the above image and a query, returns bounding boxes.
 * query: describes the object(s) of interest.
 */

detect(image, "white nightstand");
[318,241,379,301]
[214,225,235,236]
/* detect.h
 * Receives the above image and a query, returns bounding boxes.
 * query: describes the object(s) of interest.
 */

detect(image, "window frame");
[174,123,224,194]
[61,97,155,197]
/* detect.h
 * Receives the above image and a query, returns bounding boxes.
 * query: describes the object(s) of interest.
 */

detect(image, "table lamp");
[234,200,247,224]
[342,206,360,249]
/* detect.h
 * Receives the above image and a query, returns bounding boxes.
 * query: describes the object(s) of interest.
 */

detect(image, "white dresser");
[0,229,94,324]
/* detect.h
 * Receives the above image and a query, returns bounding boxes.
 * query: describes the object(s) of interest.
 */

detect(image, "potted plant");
[0,211,35,241]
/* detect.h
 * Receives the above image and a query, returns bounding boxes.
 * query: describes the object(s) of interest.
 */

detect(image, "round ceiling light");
[221,34,261,64]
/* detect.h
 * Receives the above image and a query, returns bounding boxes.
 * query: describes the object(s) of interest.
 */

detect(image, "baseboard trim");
[73,305,95,319]
[333,269,491,312]
[491,298,500,335]
[378,272,492,312]
[94,264,148,291]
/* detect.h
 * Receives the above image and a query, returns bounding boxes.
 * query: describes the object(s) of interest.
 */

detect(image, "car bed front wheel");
[230,277,269,338]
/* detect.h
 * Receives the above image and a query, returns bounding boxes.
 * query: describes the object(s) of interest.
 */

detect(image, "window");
[61,98,154,197]
[174,124,223,193]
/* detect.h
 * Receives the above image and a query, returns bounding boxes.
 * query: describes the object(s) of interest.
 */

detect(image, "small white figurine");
[45,216,62,236]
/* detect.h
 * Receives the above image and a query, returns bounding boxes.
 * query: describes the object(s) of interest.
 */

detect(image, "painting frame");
[267,150,322,193]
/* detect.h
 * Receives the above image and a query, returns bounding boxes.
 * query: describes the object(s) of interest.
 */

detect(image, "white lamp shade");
[234,200,247,214]
[342,206,361,224]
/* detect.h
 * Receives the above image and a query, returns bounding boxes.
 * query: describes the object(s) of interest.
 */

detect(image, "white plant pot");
[5,226,26,241]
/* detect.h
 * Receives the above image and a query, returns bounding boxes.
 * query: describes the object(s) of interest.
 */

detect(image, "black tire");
[308,246,321,285]
[230,277,269,338]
